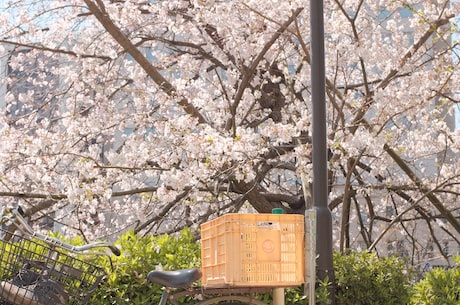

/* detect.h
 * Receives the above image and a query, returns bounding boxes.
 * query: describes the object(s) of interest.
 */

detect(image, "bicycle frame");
[147,267,272,305]
[7,207,120,256]
[159,286,271,305]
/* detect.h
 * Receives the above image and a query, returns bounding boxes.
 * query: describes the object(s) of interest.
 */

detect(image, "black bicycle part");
[147,268,202,288]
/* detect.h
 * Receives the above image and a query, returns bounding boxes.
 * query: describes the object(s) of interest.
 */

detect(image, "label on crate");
[256,230,281,262]
[257,221,281,230]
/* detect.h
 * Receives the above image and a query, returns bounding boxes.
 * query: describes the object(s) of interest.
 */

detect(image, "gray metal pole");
[309,0,335,303]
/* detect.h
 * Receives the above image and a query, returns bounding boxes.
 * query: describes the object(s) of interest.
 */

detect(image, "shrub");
[410,257,460,305]
[284,251,413,305]
[91,228,201,305]
[333,251,414,305]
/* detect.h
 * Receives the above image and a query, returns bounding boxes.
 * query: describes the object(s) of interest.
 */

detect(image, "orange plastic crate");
[200,213,305,287]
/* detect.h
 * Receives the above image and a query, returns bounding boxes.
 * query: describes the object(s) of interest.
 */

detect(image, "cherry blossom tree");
[0,0,459,266]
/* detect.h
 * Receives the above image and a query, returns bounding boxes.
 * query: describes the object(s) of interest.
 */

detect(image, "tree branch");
[229,8,304,133]
[383,144,460,234]
[82,0,207,123]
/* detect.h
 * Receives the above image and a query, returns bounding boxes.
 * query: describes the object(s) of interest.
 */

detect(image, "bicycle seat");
[147,268,202,288]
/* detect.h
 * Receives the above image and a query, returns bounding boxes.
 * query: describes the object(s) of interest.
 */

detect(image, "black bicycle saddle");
[147,268,202,288]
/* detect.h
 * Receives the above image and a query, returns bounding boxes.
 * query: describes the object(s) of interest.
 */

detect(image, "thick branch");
[82,0,206,123]
[229,8,303,132]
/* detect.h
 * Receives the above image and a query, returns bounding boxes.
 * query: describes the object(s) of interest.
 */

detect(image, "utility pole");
[309,0,336,303]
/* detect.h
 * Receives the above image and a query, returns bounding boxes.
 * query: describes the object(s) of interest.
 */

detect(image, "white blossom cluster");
[0,0,458,264]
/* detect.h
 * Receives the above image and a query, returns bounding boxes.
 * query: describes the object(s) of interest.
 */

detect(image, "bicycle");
[1,207,275,305]
[0,206,120,305]
[146,269,271,305]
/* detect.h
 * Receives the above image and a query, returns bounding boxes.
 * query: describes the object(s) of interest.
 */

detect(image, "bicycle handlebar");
[5,207,121,256]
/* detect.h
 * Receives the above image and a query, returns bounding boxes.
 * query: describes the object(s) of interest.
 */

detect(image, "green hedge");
[90,231,458,305]
[409,257,460,305]
[333,251,414,305]
[9,229,455,305]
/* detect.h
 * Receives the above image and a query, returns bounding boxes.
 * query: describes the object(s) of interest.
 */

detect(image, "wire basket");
[0,228,106,305]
